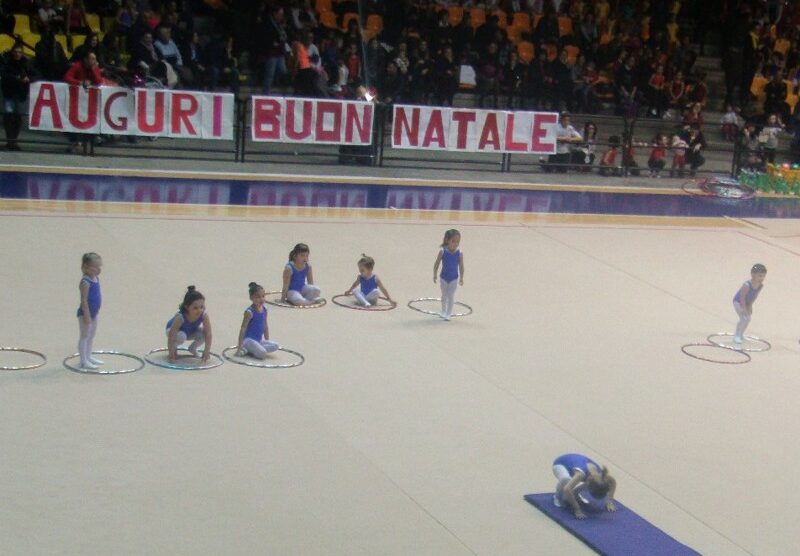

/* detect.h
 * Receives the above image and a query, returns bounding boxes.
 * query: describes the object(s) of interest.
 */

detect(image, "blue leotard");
[359,274,377,295]
[553,453,598,477]
[244,305,267,341]
[286,262,310,292]
[166,311,204,335]
[76,276,101,318]
[440,248,460,282]
[732,280,763,304]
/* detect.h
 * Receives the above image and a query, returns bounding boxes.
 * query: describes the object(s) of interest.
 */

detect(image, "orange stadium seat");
[506,26,522,44]
[319,10,337,29]
[13,13,30,34]
[492,9,508,28]
[517,41,534,63]
[558,16,573,37]
[565,45,579,64]
[511,12,531,32]
[366,14,382,33]
[315,0,332,12]
[447,6,463,26]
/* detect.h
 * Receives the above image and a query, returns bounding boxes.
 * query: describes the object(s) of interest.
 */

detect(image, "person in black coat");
[2,42,36,150]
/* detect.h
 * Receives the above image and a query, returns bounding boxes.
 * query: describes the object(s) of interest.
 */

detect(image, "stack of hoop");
[681,333,770,364]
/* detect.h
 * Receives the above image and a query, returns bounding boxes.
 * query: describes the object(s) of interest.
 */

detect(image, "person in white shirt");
[547,112,583,173]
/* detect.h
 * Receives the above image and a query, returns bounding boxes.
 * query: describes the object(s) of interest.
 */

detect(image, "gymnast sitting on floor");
[552,453,617,519]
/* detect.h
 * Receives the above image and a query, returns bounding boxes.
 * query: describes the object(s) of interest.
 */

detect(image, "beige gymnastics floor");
[1,202,798,556]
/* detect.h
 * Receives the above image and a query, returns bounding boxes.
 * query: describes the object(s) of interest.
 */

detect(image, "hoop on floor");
[331,294,397,311]
[0,347,47,371]
[707,333,771,352]
[144,347,224,370]
[681,177,756,201]
[681,343,751,364]
[264,290,327,309]
[407,297,473,317]
[222,346,305,368]
[63,350,146,375]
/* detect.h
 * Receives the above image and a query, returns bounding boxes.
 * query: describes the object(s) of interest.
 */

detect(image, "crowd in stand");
[0,0,795,170]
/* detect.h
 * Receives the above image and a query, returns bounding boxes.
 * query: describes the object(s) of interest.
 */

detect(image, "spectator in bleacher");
[665,70,686,119]
[116,0,137,41]
[206,34,240,93]
[433,44,458,106]
[67,0,91,35]
[547,112,582,173]
[128,29,160,76]
[70,31,98,63]
[740,121,765,170]
[63,50,103,152]
[180,31,208,89]
[154,25,187,86]
[574,120,598,170]
[764,71,789,121]
[345,41,360,85]
[476,40,502,108]
[260,5,289,95]
[290,0,317,34]
[2,42,34,151]
[38,0,67,35]
[292,30,327,97]
[410,41,434,104]
[758,112,785,164]
[452,11,474,62]
[552,48,573,111]
[378,60,404,105]
[646,63,666,117]
[474,14,500,54]
[532,10,558,48]
[574,60,598,112]
[686,124,707,176]
[34,25,70,81]
[98,29,124,72]
[648,133,668,177]
[502,50,526,108]
[579,13,598,49]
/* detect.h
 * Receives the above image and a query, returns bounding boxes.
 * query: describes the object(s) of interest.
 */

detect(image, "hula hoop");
[221,346,305,368]
[63,350,146,375]
[0,347,47,371]
[681,178,756,201]
[681,343,751,364]
[144,347,224,370]
[706,333,771,353]
[331,294,397,311]
[407,297,473,317]
[264,290,327,309]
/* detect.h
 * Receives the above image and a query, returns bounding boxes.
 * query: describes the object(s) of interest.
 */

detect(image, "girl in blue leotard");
[235,282,279,359]
[344,254,393,307]
[433,229,465,320]
[166,286,213,363]
[282,243,322,306]
[77,252,103,370]
[733,264,767,344]
[552,453,617,519]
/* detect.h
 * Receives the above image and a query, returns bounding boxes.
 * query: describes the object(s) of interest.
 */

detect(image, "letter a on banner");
[29,81,67,131]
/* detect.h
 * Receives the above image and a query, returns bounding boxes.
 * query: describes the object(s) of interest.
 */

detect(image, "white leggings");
[78,316,98,365]
[733,301,751,338]
[440,279,458,317]
[353,288,380,306]
[169,328,204,348]
[553,464,575,505]
[242,337,279,359]
[287,284,321,305]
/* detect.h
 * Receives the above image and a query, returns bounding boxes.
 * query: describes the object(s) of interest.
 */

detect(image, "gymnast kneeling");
[552,453,617,519]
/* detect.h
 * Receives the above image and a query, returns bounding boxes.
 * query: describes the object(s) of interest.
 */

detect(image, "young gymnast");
[433,229,464,321]
[732,264,767,344]
[77,252,103,370]
[235,282,279,358]
[344,254,393,307]
[282,243,322,306]
[552,453,617,519]
[166,286,213,363]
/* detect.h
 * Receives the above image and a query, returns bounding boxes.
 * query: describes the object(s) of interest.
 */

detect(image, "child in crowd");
[282,243,322,305]
[732,264,767,344]
[720,104,740,141]
[344,254,393,307]
[433,229,464,321]
[648,133,668,177]
[235,282,279,359]
[670,133,688,177]
[758,113,785,164]
[166,286,212,363]
[77,252,103,370]
[598,135,621,176]
[552,453,617,519]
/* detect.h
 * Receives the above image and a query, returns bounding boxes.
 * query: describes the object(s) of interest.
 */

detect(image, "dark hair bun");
[187,285,195,292]
[248,282,257,288]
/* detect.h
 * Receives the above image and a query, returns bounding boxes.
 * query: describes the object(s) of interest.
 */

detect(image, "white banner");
[251,96,374,145]
[391,105,559,154]
[28,81,234,140]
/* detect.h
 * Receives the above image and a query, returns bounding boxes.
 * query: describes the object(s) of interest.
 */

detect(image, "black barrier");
[10,95,792,179]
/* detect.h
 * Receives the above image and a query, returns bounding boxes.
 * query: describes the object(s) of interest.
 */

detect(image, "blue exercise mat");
[524,493,701,556]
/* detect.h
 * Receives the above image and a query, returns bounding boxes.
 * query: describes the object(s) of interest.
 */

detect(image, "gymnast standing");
[552,453,617,519]
[433,229,464,320]
[76,252,103,370]
[732,264,767,344]
[282,243,322,306]
[166,286,213,363]
[235,282,279,359]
